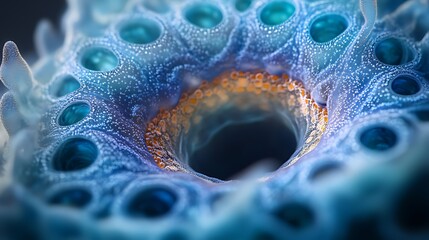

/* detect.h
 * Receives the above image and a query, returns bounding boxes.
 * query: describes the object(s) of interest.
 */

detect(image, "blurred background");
[0,0,66,95]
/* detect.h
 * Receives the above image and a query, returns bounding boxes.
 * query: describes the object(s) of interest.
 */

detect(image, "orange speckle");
[221,78,229,88]
[189,97,198,105]
[254,78,263,88]
[256,73,264,80]
[171,115,177,124]
[271,85,277,92]
[158,162,166,168]
[282,74,289,81]
[184,105,194,114]
[180,93,188,101]
[277,84,287,92]
[312,102,319,110]
[205,89,213,97]
[262,82,271,91]
[159,120,166,132]
[271,75,279,82]
[194,89,204,99]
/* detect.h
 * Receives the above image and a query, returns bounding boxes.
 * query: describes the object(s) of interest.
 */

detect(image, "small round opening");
[53,138,98,172]
[126,186,178,218]
[259,1,295,26]
[309,161,343,181]
[80,47,119,72]
[50,75,80,98]
[273,202,315,229]
[235,0,252,12]
[120,19,162,44]
[188,116,297,181]
[359,126,397,151]
[390,76,421,96]
[184,3,223,29]
[375,38,414,65]
[48,188,92,209]
[310,14,348,43]
[58,102,90,126]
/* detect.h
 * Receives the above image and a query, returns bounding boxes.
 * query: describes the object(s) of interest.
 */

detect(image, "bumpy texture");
[1,0,429,239]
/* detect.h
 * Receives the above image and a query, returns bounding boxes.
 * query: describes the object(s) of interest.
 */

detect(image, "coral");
[1,0,429,239]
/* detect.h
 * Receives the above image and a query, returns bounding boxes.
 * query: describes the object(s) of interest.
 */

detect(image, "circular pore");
[126,186,178,218]
[273,202,315,229]
[188,114,298,181]
[390,76,421,96]
[58,102,90,126]
[48,188,92,209]
[259,1,295,26]
[50,75,80,98]
[310,14,348,43]
[119,19,162,44]
[235,0,252,12]
[184,3,223,29]
[52,138,98,172]
[359,126,397,151]
[375,38,414,65]
[80,47,119,72]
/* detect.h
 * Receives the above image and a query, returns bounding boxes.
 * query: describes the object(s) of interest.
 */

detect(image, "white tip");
[0,42,47,125]
[0,41,33,95]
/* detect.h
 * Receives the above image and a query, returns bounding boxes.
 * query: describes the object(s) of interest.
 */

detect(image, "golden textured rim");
[145,71,328,173]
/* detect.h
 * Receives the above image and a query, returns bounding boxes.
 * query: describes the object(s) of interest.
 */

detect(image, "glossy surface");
[310,14,348,43]
[1,0,429,239]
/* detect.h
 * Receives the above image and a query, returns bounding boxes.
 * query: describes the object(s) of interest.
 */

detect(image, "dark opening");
[309,161,343,181]
[359,126,397,151]
[127,186,178,218]
[391,76,421,96]
[273,202,315,229]
[188,116,297,180]
[48,188,92,209]
[375,37,414,65]
[52,138,98,172]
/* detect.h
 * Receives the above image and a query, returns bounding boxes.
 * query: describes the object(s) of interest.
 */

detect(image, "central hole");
[145,71,328,182]
[187,114,298,181]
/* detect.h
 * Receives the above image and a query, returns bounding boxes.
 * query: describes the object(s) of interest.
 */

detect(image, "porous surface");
[1,0,429,239]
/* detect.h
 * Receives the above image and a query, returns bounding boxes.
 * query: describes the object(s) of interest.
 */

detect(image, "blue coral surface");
[1,0,429,239]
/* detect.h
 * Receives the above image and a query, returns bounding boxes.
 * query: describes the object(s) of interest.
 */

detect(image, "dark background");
[0,0,66,55]
[0,0,66,94]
